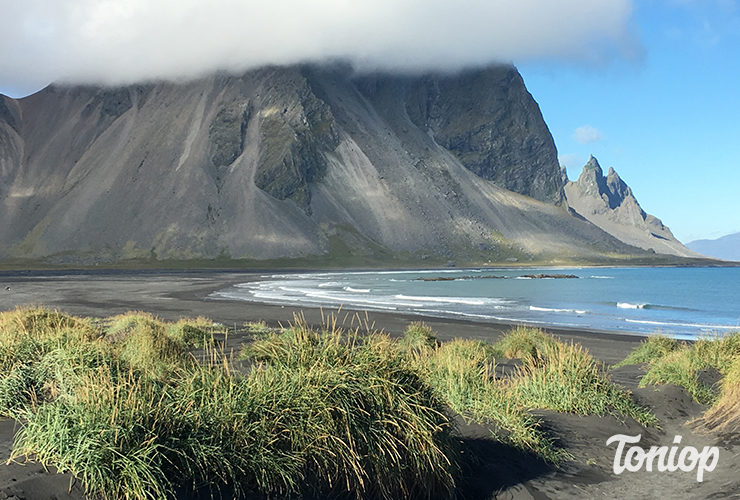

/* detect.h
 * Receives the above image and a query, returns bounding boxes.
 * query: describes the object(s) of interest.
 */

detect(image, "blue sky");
[1,0,737,243]
[519,1,740,242]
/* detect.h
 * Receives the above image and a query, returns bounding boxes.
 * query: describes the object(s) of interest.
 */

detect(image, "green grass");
[612,334,682,368]
[696,354,740,432]
[398,325,656,463]
[411,335,565,462]
[490,327,656,426]
[0,307,107,419]
[490,325,558,362]
[504,338,657,426]
[617,332,740,406]
[241,322,458,499]
[1,308,662,499]
[4,308,459,500]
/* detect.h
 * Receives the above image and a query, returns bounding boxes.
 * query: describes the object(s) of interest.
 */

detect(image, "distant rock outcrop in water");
[0,65,705,266]
[686,232,740,262]
[563,156,700,258]
[417,273,578,281]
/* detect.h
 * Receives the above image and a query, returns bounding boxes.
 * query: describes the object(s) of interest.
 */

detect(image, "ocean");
[211,267,740,339]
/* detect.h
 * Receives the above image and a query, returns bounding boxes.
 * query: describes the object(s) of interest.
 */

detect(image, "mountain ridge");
[686,232,740,262]
[0,65,712,268]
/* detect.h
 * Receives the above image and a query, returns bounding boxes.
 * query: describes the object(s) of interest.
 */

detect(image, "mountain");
[0,64,702,267]
[686,232,740,261]
[563,156,700,258]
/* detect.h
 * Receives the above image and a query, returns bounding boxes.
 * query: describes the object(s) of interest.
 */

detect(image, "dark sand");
[0,271,738,500]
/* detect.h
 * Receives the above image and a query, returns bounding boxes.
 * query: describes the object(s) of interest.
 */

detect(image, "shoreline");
[0,270,647,365]
[1,270,740,499]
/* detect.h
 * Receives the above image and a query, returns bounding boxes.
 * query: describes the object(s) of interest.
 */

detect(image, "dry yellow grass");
[695,355,740,433]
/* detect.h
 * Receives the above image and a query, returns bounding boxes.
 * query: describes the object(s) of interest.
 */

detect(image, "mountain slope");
[686,232,740,261]
[563,156,700,258]
[0,65,666,266]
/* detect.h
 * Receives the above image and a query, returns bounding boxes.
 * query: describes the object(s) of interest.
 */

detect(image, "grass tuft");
[490,325,557,365]
[401,326,567,463]
[505,339,657,426]
[5,309,459,500]
[398,322,438,354]
[0,309,668,499]
[618,331,740,418]
[696,355,740,433]
[613,334,682,368]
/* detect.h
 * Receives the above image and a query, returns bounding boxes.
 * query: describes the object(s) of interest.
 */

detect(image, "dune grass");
[1,308,660,500]
[241,320,458,499]
[505,339,657,426]
[613,334,682,368]
[423,337,564,461]
[4,309,459,500]
[697,355,740,432]
[617,331,740,428]
[493,327,657,426]
[397,324,656,463]
[617,333,740,404]
[0,308,107,419]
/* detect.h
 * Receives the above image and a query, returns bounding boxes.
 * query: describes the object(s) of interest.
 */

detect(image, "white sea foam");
[624,319,738,330]
[617,302,646,309]
[415,308,535,324]
[304,292,419,308]
[210,268,740,339]
[395,294,487,305]
[530,306,587,314]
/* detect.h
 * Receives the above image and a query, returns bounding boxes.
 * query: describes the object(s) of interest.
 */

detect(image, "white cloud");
[0,0,639,94]
[572,125,605,144]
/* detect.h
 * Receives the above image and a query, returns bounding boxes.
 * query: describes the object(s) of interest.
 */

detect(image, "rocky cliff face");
[0,65,661,266]
[363,66,564,205]
[563,156,700,258]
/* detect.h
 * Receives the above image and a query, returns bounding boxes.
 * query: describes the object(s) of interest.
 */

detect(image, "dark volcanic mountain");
[563,156,700,258]
[0,64,692,266]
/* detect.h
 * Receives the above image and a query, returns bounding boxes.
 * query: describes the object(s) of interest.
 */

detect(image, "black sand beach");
[1,271,739,500]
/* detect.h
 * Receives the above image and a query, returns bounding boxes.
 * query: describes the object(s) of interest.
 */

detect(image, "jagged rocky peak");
[573,155,634,210]
[564,156,700,258]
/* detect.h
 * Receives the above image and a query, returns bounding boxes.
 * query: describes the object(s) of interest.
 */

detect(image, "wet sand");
[0,271,738,500]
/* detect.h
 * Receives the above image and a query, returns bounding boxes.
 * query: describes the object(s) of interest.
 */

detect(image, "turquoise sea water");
[212,267,740,339]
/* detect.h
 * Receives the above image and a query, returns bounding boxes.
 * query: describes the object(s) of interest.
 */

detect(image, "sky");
[518,0,740,243]
[1,0,737,243]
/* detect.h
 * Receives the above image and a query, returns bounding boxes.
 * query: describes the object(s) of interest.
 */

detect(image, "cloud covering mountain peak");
[2,0,640,95]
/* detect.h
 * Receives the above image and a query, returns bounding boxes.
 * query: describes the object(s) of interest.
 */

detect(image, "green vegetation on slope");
[617,332,740,426]
[0,308,657,500]
[495,327,657,426]
[398,324,656,461]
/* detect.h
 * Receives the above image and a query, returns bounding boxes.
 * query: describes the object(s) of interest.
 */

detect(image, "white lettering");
[697,446,719,482]
[606,434,718,482]
[606,434,642,474]
[666,435,681,472]
[678,446,698,472]
[624,445,645,472]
